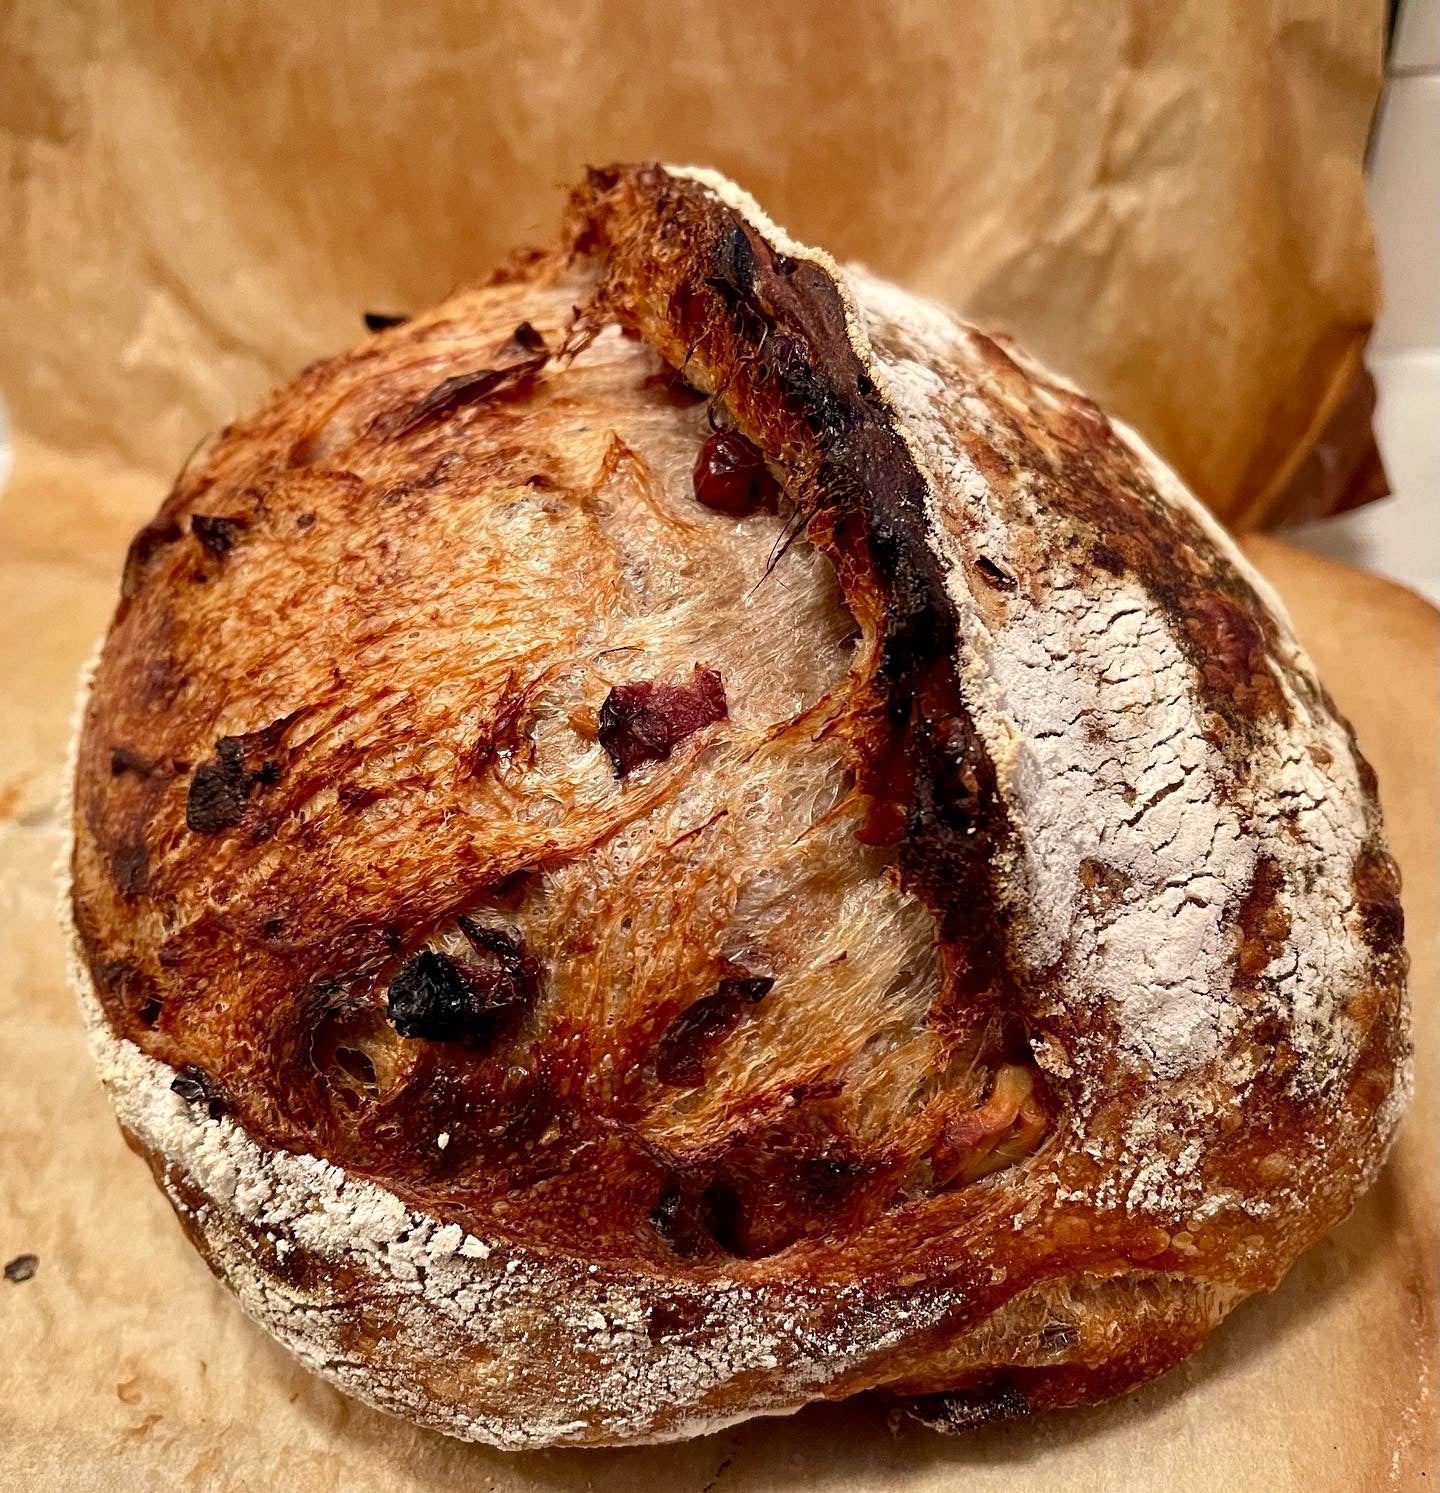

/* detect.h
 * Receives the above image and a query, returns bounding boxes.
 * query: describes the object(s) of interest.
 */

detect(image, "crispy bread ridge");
[69,163,1409,1446]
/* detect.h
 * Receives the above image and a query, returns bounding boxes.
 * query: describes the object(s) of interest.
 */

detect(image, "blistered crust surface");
[69,163,1410,1445]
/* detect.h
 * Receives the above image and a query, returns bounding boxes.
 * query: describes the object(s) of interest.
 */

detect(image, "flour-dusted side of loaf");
[69,164,1410,1446]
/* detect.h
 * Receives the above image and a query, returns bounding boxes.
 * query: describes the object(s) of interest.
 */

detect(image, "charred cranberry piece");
[649,1177,744,1259]
[387,928,538,1047]
[653,974,773,1087]
[170,1064,226,1118]
[650,1183,715,1259]
[191,512,249,559]
[185,739,252,834]
[597,665,727,777]
[692,430,778,517]
[387,949,485,1042]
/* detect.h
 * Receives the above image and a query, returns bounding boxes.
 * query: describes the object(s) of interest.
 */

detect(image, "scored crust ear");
[67,162,1409,1447]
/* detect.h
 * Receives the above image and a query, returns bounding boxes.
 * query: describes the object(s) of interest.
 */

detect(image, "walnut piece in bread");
[68,164,1410,1447]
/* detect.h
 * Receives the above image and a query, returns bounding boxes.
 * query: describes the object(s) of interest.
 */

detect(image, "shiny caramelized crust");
[69,164,1410,1446]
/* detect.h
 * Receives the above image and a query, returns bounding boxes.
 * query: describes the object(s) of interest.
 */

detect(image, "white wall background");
[1287,0,1440,603]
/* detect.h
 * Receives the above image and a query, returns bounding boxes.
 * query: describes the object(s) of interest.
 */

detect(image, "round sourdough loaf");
[68,164,1410,1447]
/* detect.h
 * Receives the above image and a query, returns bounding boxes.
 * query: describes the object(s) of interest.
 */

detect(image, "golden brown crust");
[70,163,1410,1446]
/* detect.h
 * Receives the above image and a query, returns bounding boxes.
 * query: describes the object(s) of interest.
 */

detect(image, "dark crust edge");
[569,164,1021,1013]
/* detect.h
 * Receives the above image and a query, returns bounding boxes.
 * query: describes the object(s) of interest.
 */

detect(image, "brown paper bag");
[0,0,1388,525]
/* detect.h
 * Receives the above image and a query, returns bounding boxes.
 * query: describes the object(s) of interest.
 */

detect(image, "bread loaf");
[68,164,1410,1447]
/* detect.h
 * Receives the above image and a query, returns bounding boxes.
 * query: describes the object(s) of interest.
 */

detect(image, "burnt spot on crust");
[170,1063,227,1119]
[186,740,263,833]
[185,713,298,835]
[362,310,409,332]
[1234,857,1291,986]
[652,973,773,1086]
[386,923,539,1046]
[120,517,184,602]
[391,355,548,437]
[506,320,547,355]
[692,429,779,516]
[706,223,760,311]
[597,665,728,777]
[1183,593,1284,720]
[190,512,250,559]
[905,701,1007,961]
[108,838,149,898]
[1352,842,1405,955]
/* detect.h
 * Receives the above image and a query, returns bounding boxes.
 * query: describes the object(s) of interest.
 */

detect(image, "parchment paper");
[1,3,1432,1488]
[0,519,1432,1491]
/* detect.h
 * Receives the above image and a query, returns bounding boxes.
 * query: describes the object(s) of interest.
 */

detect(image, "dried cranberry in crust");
[597,666,728,777]
[653,975,773,1087]
[692,430,778,517]
[458,917,542,1008]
